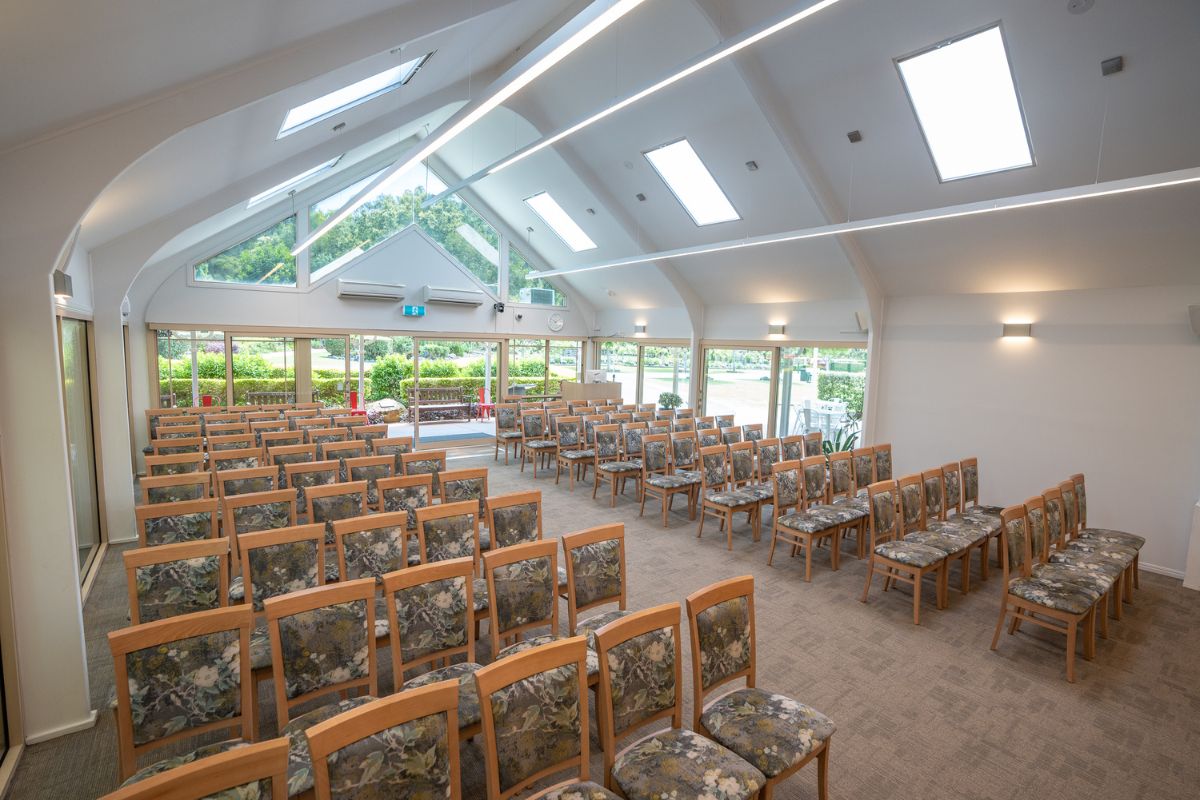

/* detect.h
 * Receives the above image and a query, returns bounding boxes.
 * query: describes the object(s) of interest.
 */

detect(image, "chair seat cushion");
[498,431,523,440]
[1031,563,1113,598]
[835,495,870,512]
[1065,539,1136,565]
[675,469,702,481]
[903,530,972,556]
[926,519,990,545]
[964,505,1003,520]
[560,449,596,460]
[873,540,945,568]
[228,575,244,603]
[700,687,835,778]
[575,608,633,650]
[404,661,482,730]
[775,505,852,533]
[1008,577,1097,615]
[121,739,249,788]
[472,577,490,612]
[739,483,775,502]
[611,727,765,800]
[524,440,558,450]
[644,473,700,489]
[1047,550,1126,579]
[498,634,599,677]
[284,696,377,796]
[809,502,866,522]
[544,779,623,799]
[952,511,1001,536]
[1079,528,1145,549]
[705,490,758,508]
[599,460,642,473]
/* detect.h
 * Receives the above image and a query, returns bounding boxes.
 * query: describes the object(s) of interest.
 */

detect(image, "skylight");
[644,139,740,226]
[524,192,597,252]
[896,25,1033,182]
[247,156,342,207]
[277,53,432,138]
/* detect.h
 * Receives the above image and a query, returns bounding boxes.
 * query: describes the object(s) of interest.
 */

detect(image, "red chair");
[477,387,495,421]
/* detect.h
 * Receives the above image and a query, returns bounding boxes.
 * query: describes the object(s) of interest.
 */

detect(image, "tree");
[363,338,390,361]
[366,354,413,401]
[194,217,297,285]
[320,338,346,358]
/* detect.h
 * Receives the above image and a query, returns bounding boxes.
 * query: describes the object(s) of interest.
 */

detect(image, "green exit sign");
[403,305,426,317]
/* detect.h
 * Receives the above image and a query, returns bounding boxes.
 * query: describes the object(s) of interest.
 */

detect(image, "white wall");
[703,298,868,344]
[54,243,94,318]
[874,285,1200,576]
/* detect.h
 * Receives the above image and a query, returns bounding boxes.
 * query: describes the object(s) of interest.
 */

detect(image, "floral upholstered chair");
[475,637,619,800]
[345,454,395,510]
[210,448,263,474]
[264,578,379,797]
[136,499,218,547]
[741,423,764,443]
[1070,472,1144,586]
[826,451,869,555]
[304,481,368,545]
[780,434,804,463]
[958,457,1001,520]
[416,500,481,566]
[640,434,700,526]
[1023,496,1117,632]
[555,417,596,490]
[802,432,823,458]
[102,738,288,800]
[768,456,864,581]
[851,447,875,499]
[896,474,976,596]
[109,606,254,783]
[714,414,736,430]
[224,489,297,597]
[332,511,409,582]
[859,480,948,625]
[1042,487,1135,614]
[686,576,835,799]
[379,473,433,536]
[562,524,630,647]
[672,417,695,433]
[140,473,209,505]
[593,604,765,800]
[698,445,760,550]
[873,443,893,481]
[369,435,414,473]
[305,681,461,800]
[320,441,368,481]
[729,441,772,504]
[214,466,276,503]
[486,490,543,550]
[145,453,206,478]
[284,459,339,509]
[919,468,993,584]
[592,425,641,508]
[721,426,744,446]
[307,428,348,449]
[402,450,447,498]
[238,523,325,612]
[991,505,1101,682]
[352,423,389,447]
[521,411,559,477]
[268,444,317,490]
[123,539,229,625]
[384,558,484,738]
[495,404,523,465]
[441,467,489,516]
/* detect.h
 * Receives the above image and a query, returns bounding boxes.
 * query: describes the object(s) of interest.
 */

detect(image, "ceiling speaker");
[1190,305,1200,338]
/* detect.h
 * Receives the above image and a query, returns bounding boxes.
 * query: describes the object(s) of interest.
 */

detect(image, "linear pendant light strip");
[535,166,1200,277]
[422,0,846,209]
[292,0,648,256]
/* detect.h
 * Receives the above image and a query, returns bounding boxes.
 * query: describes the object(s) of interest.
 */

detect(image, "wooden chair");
[1023,495,1115,634]
[415,500,481,567]
[307,427,349,448]
[145,452,206,477]
[332,414,368,431]
[305,681,462,800]
[494,403,522,464]
[101,738,288,800]
[921,467,993,582]
[151,436,203,456]
[139,472,209,504]
[729,440,773,504]
[591,425,639,507]
[958,456,1001,517]
[284,459,340,509]
[555,416,594,489]
[895,473,974,596]
[640,433,700,525]
[136,498,218,547]
[826,451,869,558]
[223,489,297,566]
[158,424,203,441]
[294,417,331,434]
[370,435,414,474]
[686,576,834,800]
[209,447,262,475]
[697,427,722,448]
[305,481,368,543]
[991,505,1098,682]
[851,447,875,496]
[379,473,433,532]
[283,408,319,423]
[872,443,893,481]
[266,442,316,486]
[715,414,736,429]
[671,417,695,433]
[780,434,804,462]
[206,433,256,453]
[109,606,254,782]
[741,423,764,443]
[675,408,694,419]
[562,524,630,641]
[344,454,395,510]
[519,410,557,476]
[593,604,766,798]
[1059,478,1138,594]
[1070,472,1144,583]
[485,490,543,550]
[441,467,489,518]
[802,431,823,457]
[145,407,186,440]
[766,459,848,580]
[474,637,605,800]
[350,423,389,447]
[248,420,288,440]
[332,511,410,582]
[401,450,447,498]
[204,422,249,438]
[320,440,368,478]
[721,426,744,446]
[698,444,760,550]
[1042,487,1134,614]
[214,465,276,506]
[123,539,229,625]
[859,480,948,624]
[382,557,483,738]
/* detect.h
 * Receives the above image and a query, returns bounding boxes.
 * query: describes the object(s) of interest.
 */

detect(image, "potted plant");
[658,391,683,411]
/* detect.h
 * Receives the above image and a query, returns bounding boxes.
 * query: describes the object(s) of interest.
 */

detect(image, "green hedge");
[817,373,866,419]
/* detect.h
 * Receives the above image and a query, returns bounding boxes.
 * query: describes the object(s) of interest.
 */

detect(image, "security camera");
[493,302,505,313]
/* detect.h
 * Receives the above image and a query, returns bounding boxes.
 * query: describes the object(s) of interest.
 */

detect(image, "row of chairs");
[106,571,834,800]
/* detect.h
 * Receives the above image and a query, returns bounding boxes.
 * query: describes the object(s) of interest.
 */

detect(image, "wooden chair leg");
[938,562,949,609]
[768,527,779,566]
[804,536,813,582]
[1065,620,1078,683]
[816,739,829,800]
[979,538,990,580]
[1083,609,1096,661]
[990,601,1008,650]
[912,569,922,625]
[830,530,841,571]
[959,552,971,595]
[698,507,706,539]
[726,510,734,550]
[859,560,874,603]
[1098,594,1109,639]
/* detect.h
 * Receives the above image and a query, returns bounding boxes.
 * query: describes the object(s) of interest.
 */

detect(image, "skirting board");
[1141,561,1185,581]
[25,709,97,745]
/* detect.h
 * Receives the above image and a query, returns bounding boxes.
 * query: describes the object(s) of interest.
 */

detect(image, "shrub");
[508,357,547,378]
[417,360,460,378]
[363,338,390,361]
[817,373,866,419]
[658,392,683,409]
[365,354,413,401]
[319,338,346,358]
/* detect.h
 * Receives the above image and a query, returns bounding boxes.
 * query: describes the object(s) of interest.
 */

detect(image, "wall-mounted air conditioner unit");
[419,285,486,307]
[519,287,558,305]
[336,279,406,301]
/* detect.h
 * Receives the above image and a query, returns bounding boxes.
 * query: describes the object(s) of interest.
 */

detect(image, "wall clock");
[547,312,565,332]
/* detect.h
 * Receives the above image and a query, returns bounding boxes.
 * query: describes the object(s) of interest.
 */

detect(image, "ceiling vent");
[419,285,487,307]
[1101,56,1124,76]
[847,130,863,143]
[336,279,405,301]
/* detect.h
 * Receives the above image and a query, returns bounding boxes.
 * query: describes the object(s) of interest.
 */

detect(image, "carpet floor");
[8,444,1200,799]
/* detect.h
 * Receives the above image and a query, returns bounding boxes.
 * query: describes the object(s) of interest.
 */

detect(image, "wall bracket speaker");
[1189,305,1200,338]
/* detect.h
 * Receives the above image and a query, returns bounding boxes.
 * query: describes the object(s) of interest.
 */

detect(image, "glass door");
[155,329,226,407]
[639,344,691,409]
[776,346,868,443]
[414,338,499,446]
[598,341,639,403]
[701,346,773,427]
[359,335,413,438]
[310,336,351,406]
[229,336,295,405]
[59,318,102,580]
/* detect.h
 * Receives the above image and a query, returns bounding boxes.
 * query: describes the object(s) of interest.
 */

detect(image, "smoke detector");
[1067,0,1094,14]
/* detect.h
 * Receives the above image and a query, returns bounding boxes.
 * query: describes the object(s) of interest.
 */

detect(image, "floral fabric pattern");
[125,629,242,746]
[923,477,945,516]
[611,728,764,800]
[875,450,892,481]
[606,625,676,733]
[642,441,669,472]
[290,469,336,507]
[247,541,319,611]
[569,538,622,608]
[404,661,482,729]
[702,453,727,488]
[497,407,518,431]
[1005,517,1028,571]
[121,740,251,791]
[144,512,212,546]
[341,525,407,581]
[146,484,205,504]
[231,501,291,538]
[705,490,757,508]
[488,662,582,793]
[392,576,470,666]
[623,428,645,456]
[220,476,274,498]
[899,484,923,529]
[776,506,851,534]
[773,468,800,508]
[730,451,754,483]
[558,422,582,447]
[134,556,221,623]
[871,491,897,540]
[285,696,376,796]
[382,484,430,530]
[1008,576,1097,614]
[404,459,443,496]
[757,444,779,477]
[944,469,962,511]
[721,429,743,446]
[521,415,546,438]
[310,493,364,535]
[442,478,486,515]
[873,540,944,567]
[276,599,370,700]
[349,464,391,507]
[802,463,826,505]
[421,514,476,563]
[742,427,763,443]
[695,598,750,691]
[701,687,835,777]
[961,464,979,503]
[490,503,539,549]
[544,781,621,800]
[322,710,452,799]
[492,556,555,635]
[852,453,874,488]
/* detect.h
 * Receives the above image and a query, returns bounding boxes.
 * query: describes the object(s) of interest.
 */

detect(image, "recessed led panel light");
[644,139,740,225]
[896,25,1033,181]
[247,156,343,207]
[524,192,597,251]
[278,54,431,139]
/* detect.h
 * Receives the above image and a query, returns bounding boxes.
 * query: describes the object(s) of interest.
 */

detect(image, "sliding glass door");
[640,344,691,409]
[156,329,226,407]
[230,336,295,405]
[59,318,102,580]
[701,347,772,426]
[414,338,498,445]
[598,341,639,402]
[777,346,868,442]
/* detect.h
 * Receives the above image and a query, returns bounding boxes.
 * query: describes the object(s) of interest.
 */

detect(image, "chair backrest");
[145,452,206,477]
[1024,495,1048,562]
[562,523,626,636]
[647,419,672,436]
[1042,487,1068,550]
[715,414,736,429]
[961,456,981,506]
[756,437,781,477]
[416,500,481,566]
[482,539,558,654]
[123,539,230,625]
[345,454,395,508]
[294,417,331,433]
[781,434,804,462]
[685,575,757,729]
[239,523,325,611]
[249,420,288,439]
[485,490,543,549]
[641,433,671,477]
[867,480,901,547]
[520,411,547,440]
[922,467,946,521]
[675,408,694,419]
[285,459,340,507]
[999,505,1032,581]
[401,450,447,496]
[800,455,829,507]
[941,461,963,515]
[108,606,254,780]
[873,443,893,480]
[669,431,698,470]
[699,444,729,491]
[152,436,203,456]
[721,426,744,446]
[828,451,855,502]
[268,443,317,485]
[332,511,410,582]
[772,459,803,514]
[370,436,415,473]
[632,411,654,423]
[305,481,368,535]
[265,579,378,727]
[320,439,368,469]
[621,422,647,457]
[284,408,318,421]
[671,417,695,433]
[140,472,209,505]
[207,433,256,453]
[728,441,757,485]
[803,431,823,457]
[136,499,218,547]
[608,412,632,426]
[307,427,349,447]
[204,422,249,437]
[593,424,621,460]
[495,404,519,433]
[556,416,583,448]
[379,473,433,530]
[1058,479,1080,537]
[306,681,461,800]
[475,637,591,800]
[697,427,721,448]
[383,558,476,678]
[158,424,203,441]
[352,424,389,446]
[741,423,763,443]
[897,474,926,533]
[696,415,715,428]
[440,467,489,516]
[593,604,683,782]
[100,738,289,800]
[582,414,605,444]
[333,415,368,430]
[1071,473,1089,528]
[224,489,297,555]
[851,447,875,491]
[214,465,276,501]
[209,447,263,473]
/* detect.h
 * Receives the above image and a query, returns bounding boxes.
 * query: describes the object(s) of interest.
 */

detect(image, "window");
[599,341,639,401]
[230,336,295,405]
[896,25,1032,181]
[278,53,432,138]
[640,345,690,408]
[193,217,297,287]
[776,346,866,441]
[59,318,101,579]
[507,339,548,399]
[644,139,740,226]
[524,192,597,252]
[508,244,565,306]
[247,156,342,207]
[549,339,583,388]
[702,347,771,426]
[156,330,228,407]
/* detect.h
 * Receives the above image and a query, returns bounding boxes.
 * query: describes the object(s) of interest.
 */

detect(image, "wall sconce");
[53,271,74,300]
[1001,323,1032,338]
[634,324,647,335]
[768,324,786,336]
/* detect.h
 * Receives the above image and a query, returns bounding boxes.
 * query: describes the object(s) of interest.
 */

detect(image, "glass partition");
[193,217,297,286]
[508,243,565,306]
[311,337,350,406]
[59,318,101,579]
[157,330,227,407]
[776,346,867,443]
[229,336,295,405]
[507,338,548,400]
[414,339,498,444]
[598,341,639,402]
[548,339,583,391]
[640,344,691,409]
[702,347,772,426]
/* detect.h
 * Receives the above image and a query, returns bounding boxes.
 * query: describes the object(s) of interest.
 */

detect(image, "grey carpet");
[8,445,1200,799]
